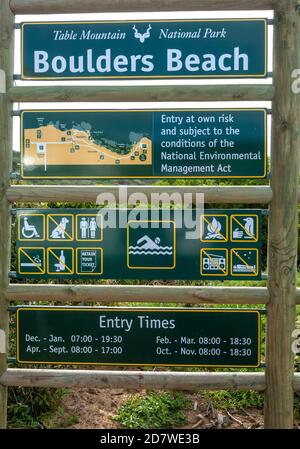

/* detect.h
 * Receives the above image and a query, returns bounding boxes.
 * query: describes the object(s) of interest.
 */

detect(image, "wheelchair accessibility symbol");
[18,214,45,241]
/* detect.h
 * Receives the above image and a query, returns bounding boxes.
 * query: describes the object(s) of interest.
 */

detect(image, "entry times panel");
[16,307,261,367]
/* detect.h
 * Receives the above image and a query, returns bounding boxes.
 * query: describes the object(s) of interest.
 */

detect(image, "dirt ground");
[46,387,266,430]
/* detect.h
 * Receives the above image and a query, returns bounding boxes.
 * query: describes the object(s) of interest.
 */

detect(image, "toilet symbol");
[89,217,97,239]
[80,217,89,239]
[77,215,102,241]
[80,217,98,239]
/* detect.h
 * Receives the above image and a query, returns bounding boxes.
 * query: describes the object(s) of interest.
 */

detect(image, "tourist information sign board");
[21,109,267,179]
[16,307,261,367]
[16,208,262,281]
[21,19,267,80]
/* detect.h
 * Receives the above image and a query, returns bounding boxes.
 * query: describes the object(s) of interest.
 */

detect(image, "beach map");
[22,111,153,178]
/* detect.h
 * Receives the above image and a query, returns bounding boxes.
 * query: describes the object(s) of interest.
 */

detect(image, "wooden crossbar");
[10,0,276,14]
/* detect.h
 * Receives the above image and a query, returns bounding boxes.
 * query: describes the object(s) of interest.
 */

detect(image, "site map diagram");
[22,110,153,178]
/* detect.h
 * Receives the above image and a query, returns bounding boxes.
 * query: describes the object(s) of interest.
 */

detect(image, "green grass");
[294,395,300,421]
[202,390,264,411]
[57,413,80,428]
[202,389,300,420]
[114,391,190,429]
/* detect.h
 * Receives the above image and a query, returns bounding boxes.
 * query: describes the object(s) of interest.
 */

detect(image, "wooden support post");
[265,1,300,429]
[0,0,13,430]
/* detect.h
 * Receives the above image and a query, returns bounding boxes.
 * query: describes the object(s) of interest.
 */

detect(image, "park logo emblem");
[127,220,176,269]
[132,24,152,43]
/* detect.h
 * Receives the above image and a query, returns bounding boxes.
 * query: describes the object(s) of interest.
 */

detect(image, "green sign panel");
[21,109,267,179]
[16,209,262,281]
[21,19,267,80]
[16,307,261,367]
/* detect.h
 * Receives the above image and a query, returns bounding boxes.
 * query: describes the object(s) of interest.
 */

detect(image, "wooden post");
[0,0,14,429]
[265,0,300,429]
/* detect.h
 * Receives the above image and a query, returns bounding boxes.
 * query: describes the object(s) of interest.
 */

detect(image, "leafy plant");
[202,390,264,411]
[294,394,300,421]
[114,391,190,429]
[8,386,65,429]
